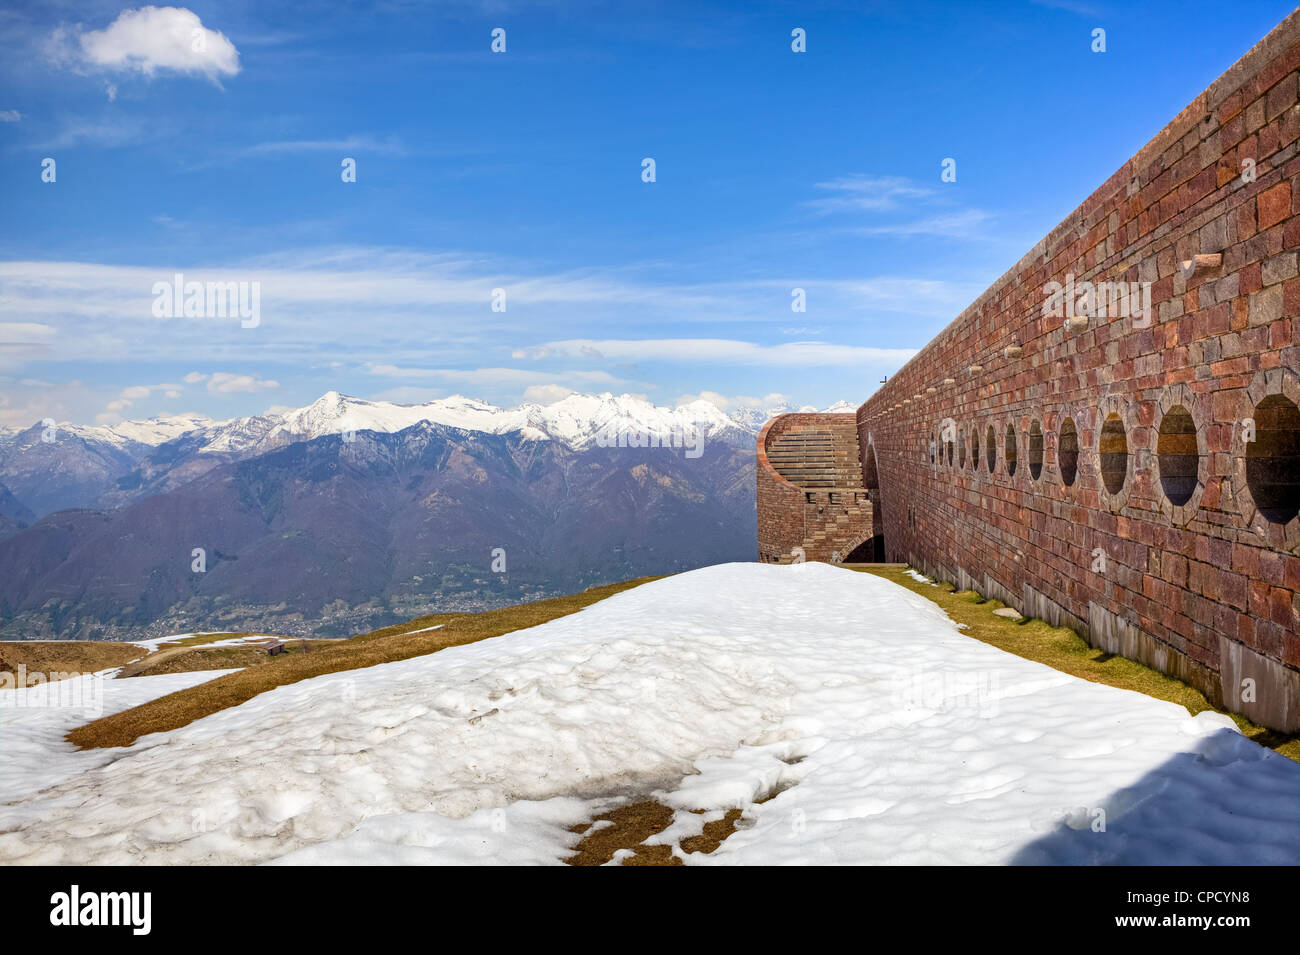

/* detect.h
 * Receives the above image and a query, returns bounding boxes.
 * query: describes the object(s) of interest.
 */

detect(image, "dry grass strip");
[0,642,143,688]
[566,802,745,866]
[117,639,342,679]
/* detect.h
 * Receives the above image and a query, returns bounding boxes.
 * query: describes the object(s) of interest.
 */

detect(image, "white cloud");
[0,110,20,123]
[676,391,792,411]
[0,250,968,347]
[0,253,727,321]
[97,380,184,421]
[59,6,240,82]
[521,384,576,405]
[514,339,916,367]
[0,377,96,429]
[0,251,952,395]
[0,323,56,344]
[174,371,278,395]
[367,364,625,388]
[206,372,278,393]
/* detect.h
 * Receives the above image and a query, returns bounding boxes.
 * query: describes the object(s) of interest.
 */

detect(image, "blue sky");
[0,0,1294,427]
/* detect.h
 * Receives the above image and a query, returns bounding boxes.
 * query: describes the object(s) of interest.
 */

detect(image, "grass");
[0,641,143,688]
[0,633,291,688]
[119,639,340,678]
[565,802,744,866]
[851,565,1300,763]
[68,576,662,750]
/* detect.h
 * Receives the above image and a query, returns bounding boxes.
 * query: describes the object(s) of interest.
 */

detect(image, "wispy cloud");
[0,247,951,426]
[805,173,994,241]
[852,209,995,239]
[37,114,151,149]
[1029,0,1106,17]
[366,364,626,388]
[514,339,916,367]
[0,322,56,345]
[237,135,408,158]
[806,175,935,214]
[0,376,97,429]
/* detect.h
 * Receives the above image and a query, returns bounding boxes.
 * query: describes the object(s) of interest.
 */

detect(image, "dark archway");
[1246,394,1300,524]
[1100,412,1128,495]
[1028,420,1044,480]
[843,537,880,562]
[1059,417,1079,486]
[1157,404,1198,506]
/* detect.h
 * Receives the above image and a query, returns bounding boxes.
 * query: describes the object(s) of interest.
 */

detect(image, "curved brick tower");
[757,10,1300,732]
[757,412,878,564]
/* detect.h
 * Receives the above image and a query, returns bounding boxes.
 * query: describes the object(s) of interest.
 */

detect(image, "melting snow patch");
[0,668,240,804]
[0,563,1297,865]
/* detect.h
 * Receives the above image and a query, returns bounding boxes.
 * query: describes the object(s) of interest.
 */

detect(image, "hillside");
[0,390,844,640]
[0,421,756,639]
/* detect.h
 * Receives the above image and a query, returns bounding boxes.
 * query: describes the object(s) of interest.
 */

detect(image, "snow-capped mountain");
[250,391,766,452]
[0,389,855,638]
[725,397,858,429]
[30,414,217,454]
[820,399,857,414]
[0,392,853,520]
[18,391,853,456]
[724,400,798,431]
[96,413,217,448]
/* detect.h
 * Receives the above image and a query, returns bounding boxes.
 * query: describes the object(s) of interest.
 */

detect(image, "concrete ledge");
[1220,636,1300,733]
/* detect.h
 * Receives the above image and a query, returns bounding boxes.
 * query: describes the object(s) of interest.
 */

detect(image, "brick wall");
[757,413,875,563]
[850,12,1300,732]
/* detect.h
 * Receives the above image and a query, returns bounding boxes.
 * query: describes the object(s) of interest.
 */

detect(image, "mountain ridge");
[0,391,853,519]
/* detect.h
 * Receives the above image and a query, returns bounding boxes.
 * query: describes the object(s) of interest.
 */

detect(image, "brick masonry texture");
[759,11,1300,732]
[757,413,876,564]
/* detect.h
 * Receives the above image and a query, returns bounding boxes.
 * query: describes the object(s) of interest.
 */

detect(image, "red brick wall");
[757,414,874,563]
[853,11,1300,732]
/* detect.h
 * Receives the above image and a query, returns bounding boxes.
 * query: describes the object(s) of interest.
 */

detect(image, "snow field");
[1,562,1297,865]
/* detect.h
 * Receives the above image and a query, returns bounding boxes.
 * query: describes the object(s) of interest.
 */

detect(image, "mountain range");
[0,392,852,639]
